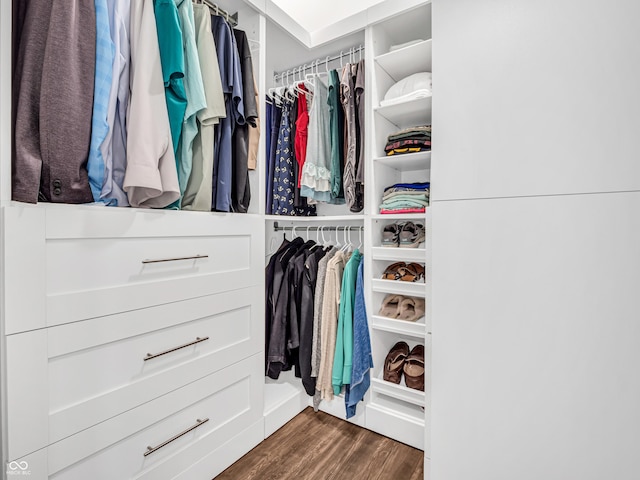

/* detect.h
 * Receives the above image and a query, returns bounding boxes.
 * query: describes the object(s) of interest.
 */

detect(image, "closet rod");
[197,0,239,27]
[273,45,364,83]
[273,222,364,232]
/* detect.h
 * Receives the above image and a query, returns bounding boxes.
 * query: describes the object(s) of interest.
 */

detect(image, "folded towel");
[384,182,430,192]
[382,190,430,201]
[379,207,426,214]
[385,139,431,152]
[388,125,431,142]
[386,147,430,156]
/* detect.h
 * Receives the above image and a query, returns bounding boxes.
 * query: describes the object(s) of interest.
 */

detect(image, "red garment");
[379,207,426,214]
[294,85,309,188]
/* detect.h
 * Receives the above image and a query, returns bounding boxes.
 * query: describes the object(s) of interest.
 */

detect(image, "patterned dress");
[272,100,295,215]
[272,97,316,216]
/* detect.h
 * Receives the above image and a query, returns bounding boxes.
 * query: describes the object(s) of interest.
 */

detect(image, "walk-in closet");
[2,1,640,479]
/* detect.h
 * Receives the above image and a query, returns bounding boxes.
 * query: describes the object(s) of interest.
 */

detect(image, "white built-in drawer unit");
[1,205,266,478]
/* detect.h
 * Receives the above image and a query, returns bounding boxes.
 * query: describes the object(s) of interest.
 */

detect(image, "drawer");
[44,207,264,325]
[48,354,263,479]
[6,287,263,450]
[2,206,46,334]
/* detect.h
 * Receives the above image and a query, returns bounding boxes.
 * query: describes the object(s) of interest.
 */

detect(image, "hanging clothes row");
[12,0,258,213]
[265,226,372,418]
[265,50,366,216]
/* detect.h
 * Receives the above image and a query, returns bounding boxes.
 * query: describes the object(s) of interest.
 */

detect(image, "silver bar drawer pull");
[144,418,209,457]
[144,337,210,361]
[141,254,208,264]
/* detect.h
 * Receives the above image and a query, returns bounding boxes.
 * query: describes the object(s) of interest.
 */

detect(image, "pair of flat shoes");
[381,262,425,282]
[382,221,425,248]
[383,341,425,391]
[378,294,425,322]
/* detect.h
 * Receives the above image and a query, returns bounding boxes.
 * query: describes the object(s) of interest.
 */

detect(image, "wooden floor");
[216,408,424,480]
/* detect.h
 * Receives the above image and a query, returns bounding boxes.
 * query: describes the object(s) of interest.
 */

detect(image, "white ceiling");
[271,0,386,33]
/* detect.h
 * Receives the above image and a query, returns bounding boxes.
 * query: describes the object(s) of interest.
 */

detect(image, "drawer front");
[47,286,262,444]
[5,330,48,462]
[48,353,264,479]
[44,208,264,325]
[2,206,46,334]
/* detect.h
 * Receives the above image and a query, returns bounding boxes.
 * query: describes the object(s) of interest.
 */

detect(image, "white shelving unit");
[371,314,427,338]
[371,246,426,262]
[364,2,432,456]
[374,96,432,126]
[262,1,432,468]
[375,39,433,82]
[373,151,431,171]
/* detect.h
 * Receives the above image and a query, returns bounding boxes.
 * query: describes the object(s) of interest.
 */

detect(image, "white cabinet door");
[432,0,640,201]
[430,192,640,480]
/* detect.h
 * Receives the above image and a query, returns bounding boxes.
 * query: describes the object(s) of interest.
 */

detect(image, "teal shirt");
[332,249,362,395]
[172,0,206,207]
[154,0,187,154]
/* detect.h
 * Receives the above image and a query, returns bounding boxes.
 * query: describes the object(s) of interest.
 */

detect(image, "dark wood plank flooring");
[216,408,424,480]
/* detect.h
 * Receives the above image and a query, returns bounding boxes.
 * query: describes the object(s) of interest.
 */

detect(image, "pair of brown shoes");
[381,262,425,282]
[378,294,425,322]
[382,342,425,391]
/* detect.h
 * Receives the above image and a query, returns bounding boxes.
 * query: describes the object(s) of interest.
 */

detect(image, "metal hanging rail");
[273,45,364,84]
[198,0,239,27]
[273,222,364,232]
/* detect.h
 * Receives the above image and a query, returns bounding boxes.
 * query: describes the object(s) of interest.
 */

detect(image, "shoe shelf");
[373,151,431,172]
[371,278,426,297]
[374,39,432,83]
[371,212,427,221]
[368,392,426,425]
[371,246,425,262]
[371,314,427,339]
[371,374,425,407]
[374,96,432,128]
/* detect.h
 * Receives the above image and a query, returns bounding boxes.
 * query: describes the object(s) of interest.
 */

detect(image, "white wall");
[431,1,640,479]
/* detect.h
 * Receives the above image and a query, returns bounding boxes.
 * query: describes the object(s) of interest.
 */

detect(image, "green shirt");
[332,249,362,395]
[154,0,187,154]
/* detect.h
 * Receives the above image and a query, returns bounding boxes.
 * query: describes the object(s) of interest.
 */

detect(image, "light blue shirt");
[88,0,115,202]
[100,0,130,206]
[175,0,206,206]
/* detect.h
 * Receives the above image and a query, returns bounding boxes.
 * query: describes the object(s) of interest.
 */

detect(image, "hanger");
[266,235,280,258]
[359,45,363,62]
[320,225,331,248]
[294,66,307,96]
[357,225,363,251]
[340,51,344,69]
[339,226,351,253]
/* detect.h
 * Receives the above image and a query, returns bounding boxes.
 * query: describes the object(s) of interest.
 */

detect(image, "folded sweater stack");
[379,182,430,214]
[385,125,431,156]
